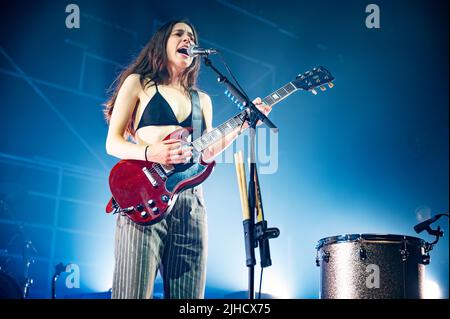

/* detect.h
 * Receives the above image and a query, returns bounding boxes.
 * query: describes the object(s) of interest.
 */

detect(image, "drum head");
[0,272,23,299]
[316,233,425,249]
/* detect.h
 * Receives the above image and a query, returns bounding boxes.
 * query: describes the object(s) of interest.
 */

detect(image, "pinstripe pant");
[111,186,207,299]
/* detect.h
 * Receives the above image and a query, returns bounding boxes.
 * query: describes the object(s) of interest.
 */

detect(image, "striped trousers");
[111,186,207,299]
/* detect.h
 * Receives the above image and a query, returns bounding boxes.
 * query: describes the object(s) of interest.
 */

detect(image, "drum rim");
[316,233,426,249]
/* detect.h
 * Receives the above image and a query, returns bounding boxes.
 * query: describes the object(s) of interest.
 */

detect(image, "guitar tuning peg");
[328,82,334,88]
[320,86,326,91]
[311,89,318,95]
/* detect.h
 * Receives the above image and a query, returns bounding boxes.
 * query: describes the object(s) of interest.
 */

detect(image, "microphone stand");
[52,262,66,299]
[202,55,279,299]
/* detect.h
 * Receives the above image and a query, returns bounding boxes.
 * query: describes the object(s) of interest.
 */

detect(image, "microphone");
[414,213,446,233]
[186,44,218,57]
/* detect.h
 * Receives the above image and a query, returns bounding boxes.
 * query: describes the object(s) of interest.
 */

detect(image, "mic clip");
[423,225,444,238]
[422,225,444,254]
[414,213,448,253]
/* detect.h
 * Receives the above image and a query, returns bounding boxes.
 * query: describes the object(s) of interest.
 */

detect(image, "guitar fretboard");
[191,81,299,152]
[262,82,297,106]
[192,110,248,151]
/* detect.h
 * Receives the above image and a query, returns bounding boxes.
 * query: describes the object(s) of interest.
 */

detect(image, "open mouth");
[177,47,189,56]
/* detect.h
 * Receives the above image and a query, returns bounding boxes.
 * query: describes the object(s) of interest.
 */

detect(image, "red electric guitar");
[106,66,335,225]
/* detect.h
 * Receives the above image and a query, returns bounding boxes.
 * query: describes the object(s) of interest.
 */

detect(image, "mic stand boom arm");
[202,56,278,133]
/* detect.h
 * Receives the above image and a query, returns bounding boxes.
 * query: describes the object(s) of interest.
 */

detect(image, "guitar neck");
[192,81,298,152]
[191,110,248,152]
[262,81,298,107]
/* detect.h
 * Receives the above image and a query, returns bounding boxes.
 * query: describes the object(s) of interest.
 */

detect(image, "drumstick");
[234,151,250,220]
[233,152,244,212]
[234,151,248,219]
[239,153,250,220]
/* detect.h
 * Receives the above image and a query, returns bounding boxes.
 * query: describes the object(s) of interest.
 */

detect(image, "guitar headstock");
[293,66,335,95]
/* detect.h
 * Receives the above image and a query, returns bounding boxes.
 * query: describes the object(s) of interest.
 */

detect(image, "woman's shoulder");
[124,73,156,86]
[194,87,208,96]
[196,89,212,105]
[123,73,141,84]
[123,73,157,96]
[119,73,143,94]
[196,90,212,115]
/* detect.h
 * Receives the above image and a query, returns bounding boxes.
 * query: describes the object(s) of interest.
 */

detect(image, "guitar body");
[106,127,216,225]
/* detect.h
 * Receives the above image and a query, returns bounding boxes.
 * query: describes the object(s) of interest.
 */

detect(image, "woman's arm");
[105,74,147,160]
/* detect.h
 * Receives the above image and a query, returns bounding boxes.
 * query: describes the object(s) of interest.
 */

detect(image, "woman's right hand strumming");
[147,139,193,165]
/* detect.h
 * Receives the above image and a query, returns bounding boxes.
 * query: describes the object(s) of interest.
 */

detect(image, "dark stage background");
[0,0,448,299]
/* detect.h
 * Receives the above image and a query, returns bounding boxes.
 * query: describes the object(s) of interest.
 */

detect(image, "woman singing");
[104,20,270,299]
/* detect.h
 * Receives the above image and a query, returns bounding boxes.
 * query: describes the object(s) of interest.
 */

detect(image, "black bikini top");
[136,82,203,130]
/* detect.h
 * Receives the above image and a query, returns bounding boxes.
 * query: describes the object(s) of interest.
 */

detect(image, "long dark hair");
[103,20,200,137]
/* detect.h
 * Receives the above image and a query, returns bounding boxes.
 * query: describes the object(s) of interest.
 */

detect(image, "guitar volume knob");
[152,207,159,214]
[147,199,155,206]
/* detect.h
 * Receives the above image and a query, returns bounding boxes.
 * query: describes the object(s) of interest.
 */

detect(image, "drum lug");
[400,241,409,262]
[422,253,430,265]
[400,249,409,262]
[315,250,320,267]
[322,250,330,263]
[359,248,367,261]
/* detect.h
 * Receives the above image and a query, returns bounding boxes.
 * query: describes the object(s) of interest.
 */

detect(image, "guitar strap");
[189,89,203,163]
